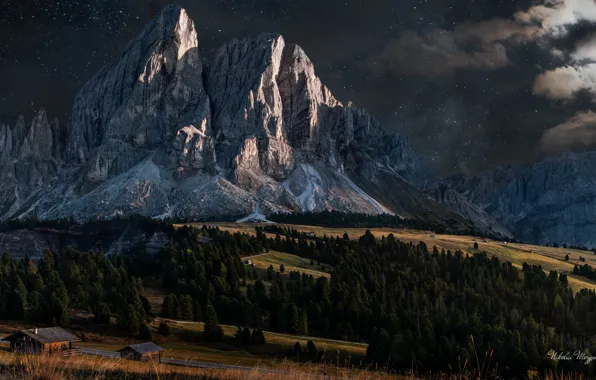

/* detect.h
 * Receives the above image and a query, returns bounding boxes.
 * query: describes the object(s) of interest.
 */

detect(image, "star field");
[1,0,594,176]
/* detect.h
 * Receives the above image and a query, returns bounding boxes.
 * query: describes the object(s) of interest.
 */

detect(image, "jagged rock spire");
[66,4,209,186]
[0,6,509,239]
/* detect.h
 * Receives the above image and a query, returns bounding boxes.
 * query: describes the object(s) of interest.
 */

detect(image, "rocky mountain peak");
[0,109,62,218]
[0,6,510,239]
[65,4,209,189]
[19,108,53,160]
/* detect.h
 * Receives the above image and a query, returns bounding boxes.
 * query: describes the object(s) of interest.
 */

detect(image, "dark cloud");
[540,111,596,152]
[551,20,596,57]
[369,19,540,78]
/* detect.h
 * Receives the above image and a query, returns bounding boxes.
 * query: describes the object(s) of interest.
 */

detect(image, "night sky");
[2,0,596,176]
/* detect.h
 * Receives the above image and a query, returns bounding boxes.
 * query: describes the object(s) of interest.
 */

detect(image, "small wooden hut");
[1,327,80,354]
[118,342,164,362]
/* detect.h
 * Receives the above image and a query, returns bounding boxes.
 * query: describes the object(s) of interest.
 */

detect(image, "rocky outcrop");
[450,152,596,246]
[0,5,504,236]
[429,183,512,238]
[0,109,62,218]
[66,4,210,189]
[0,220,171,259]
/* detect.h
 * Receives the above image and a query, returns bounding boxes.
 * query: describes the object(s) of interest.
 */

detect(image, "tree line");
[1,218,596,377]
[268,210,508,240]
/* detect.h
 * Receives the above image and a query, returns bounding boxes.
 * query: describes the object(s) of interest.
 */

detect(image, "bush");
[234,326,252,345]
[251,328,266,345]
[158,321,171,336]
[306,340,318,360]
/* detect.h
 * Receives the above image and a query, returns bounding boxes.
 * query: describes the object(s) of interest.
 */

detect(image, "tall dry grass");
[0,350,589,380]
[0,351,400,379]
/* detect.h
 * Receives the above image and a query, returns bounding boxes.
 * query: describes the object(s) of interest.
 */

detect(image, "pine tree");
[139,323,153,340]
[234,326,252,345]
[94,302,111,324]
[204,303,223,341]
[306,340,318,360]
[193,301,203,322]
[178,295,194,321]
[251,328,266,345]
[6,290,25,320]
[298,308,309,335]
[119,304,141,333]
[292,341,302,361]
[161,294,179,319]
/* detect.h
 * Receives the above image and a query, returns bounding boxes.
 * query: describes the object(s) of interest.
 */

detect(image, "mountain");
[0,5,506,235]
[428,183,512,238]
[0,109,64,217]
[448,151,596,247]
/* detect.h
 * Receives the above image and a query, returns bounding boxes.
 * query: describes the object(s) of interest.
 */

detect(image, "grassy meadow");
[244,250,332,279]
[188,222,596,292]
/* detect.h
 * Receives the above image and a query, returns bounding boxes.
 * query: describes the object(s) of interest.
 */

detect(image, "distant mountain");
[448,152,596,247]
[0,5,507,236]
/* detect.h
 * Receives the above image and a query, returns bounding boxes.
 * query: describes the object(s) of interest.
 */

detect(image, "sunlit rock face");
[0,5,506,238]
[66,5,210,189]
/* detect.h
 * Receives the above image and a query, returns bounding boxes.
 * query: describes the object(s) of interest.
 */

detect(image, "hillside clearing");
[190,223,596,292]
[244,251,331,279]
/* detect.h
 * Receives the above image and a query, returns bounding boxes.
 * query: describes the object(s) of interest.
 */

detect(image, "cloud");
[372,0,596,84]
[540,110,596,152]
[371,19,540,78]
[515,0,596,34]
[518,1,596,99]
[533,64,596,99]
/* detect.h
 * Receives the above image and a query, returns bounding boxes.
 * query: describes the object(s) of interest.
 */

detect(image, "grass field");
[245,251,331,279]
[191,222,596,292]
[77,319,367,369]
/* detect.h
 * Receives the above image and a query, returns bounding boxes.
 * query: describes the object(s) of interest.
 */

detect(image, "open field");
[159,320,366,365]
[68,317,367,369]
[190,222,596,292]
[0,318,368,374]
[245,250,332,279]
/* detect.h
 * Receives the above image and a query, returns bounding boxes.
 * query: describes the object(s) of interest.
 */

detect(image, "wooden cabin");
[1,327,80,354]
[118,342,164,362]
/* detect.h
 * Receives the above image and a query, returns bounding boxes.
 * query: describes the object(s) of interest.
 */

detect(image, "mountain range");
[0,5,592,247]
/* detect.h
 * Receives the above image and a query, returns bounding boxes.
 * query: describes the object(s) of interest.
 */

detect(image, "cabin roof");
[118,342,164,354]
[2,327,80,344]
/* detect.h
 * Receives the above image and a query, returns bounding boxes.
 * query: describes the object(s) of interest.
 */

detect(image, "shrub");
[251,328,266,345]
[158,321,171,336]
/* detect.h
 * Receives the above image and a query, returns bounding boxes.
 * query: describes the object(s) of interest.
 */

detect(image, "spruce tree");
[203,303,223,341]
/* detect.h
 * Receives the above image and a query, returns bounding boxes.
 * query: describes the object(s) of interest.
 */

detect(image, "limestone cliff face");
[66,4,210,189]
[0,109,63,218]
[450,152,596,246]
[429,183,512,238]
[0,5,503,236]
